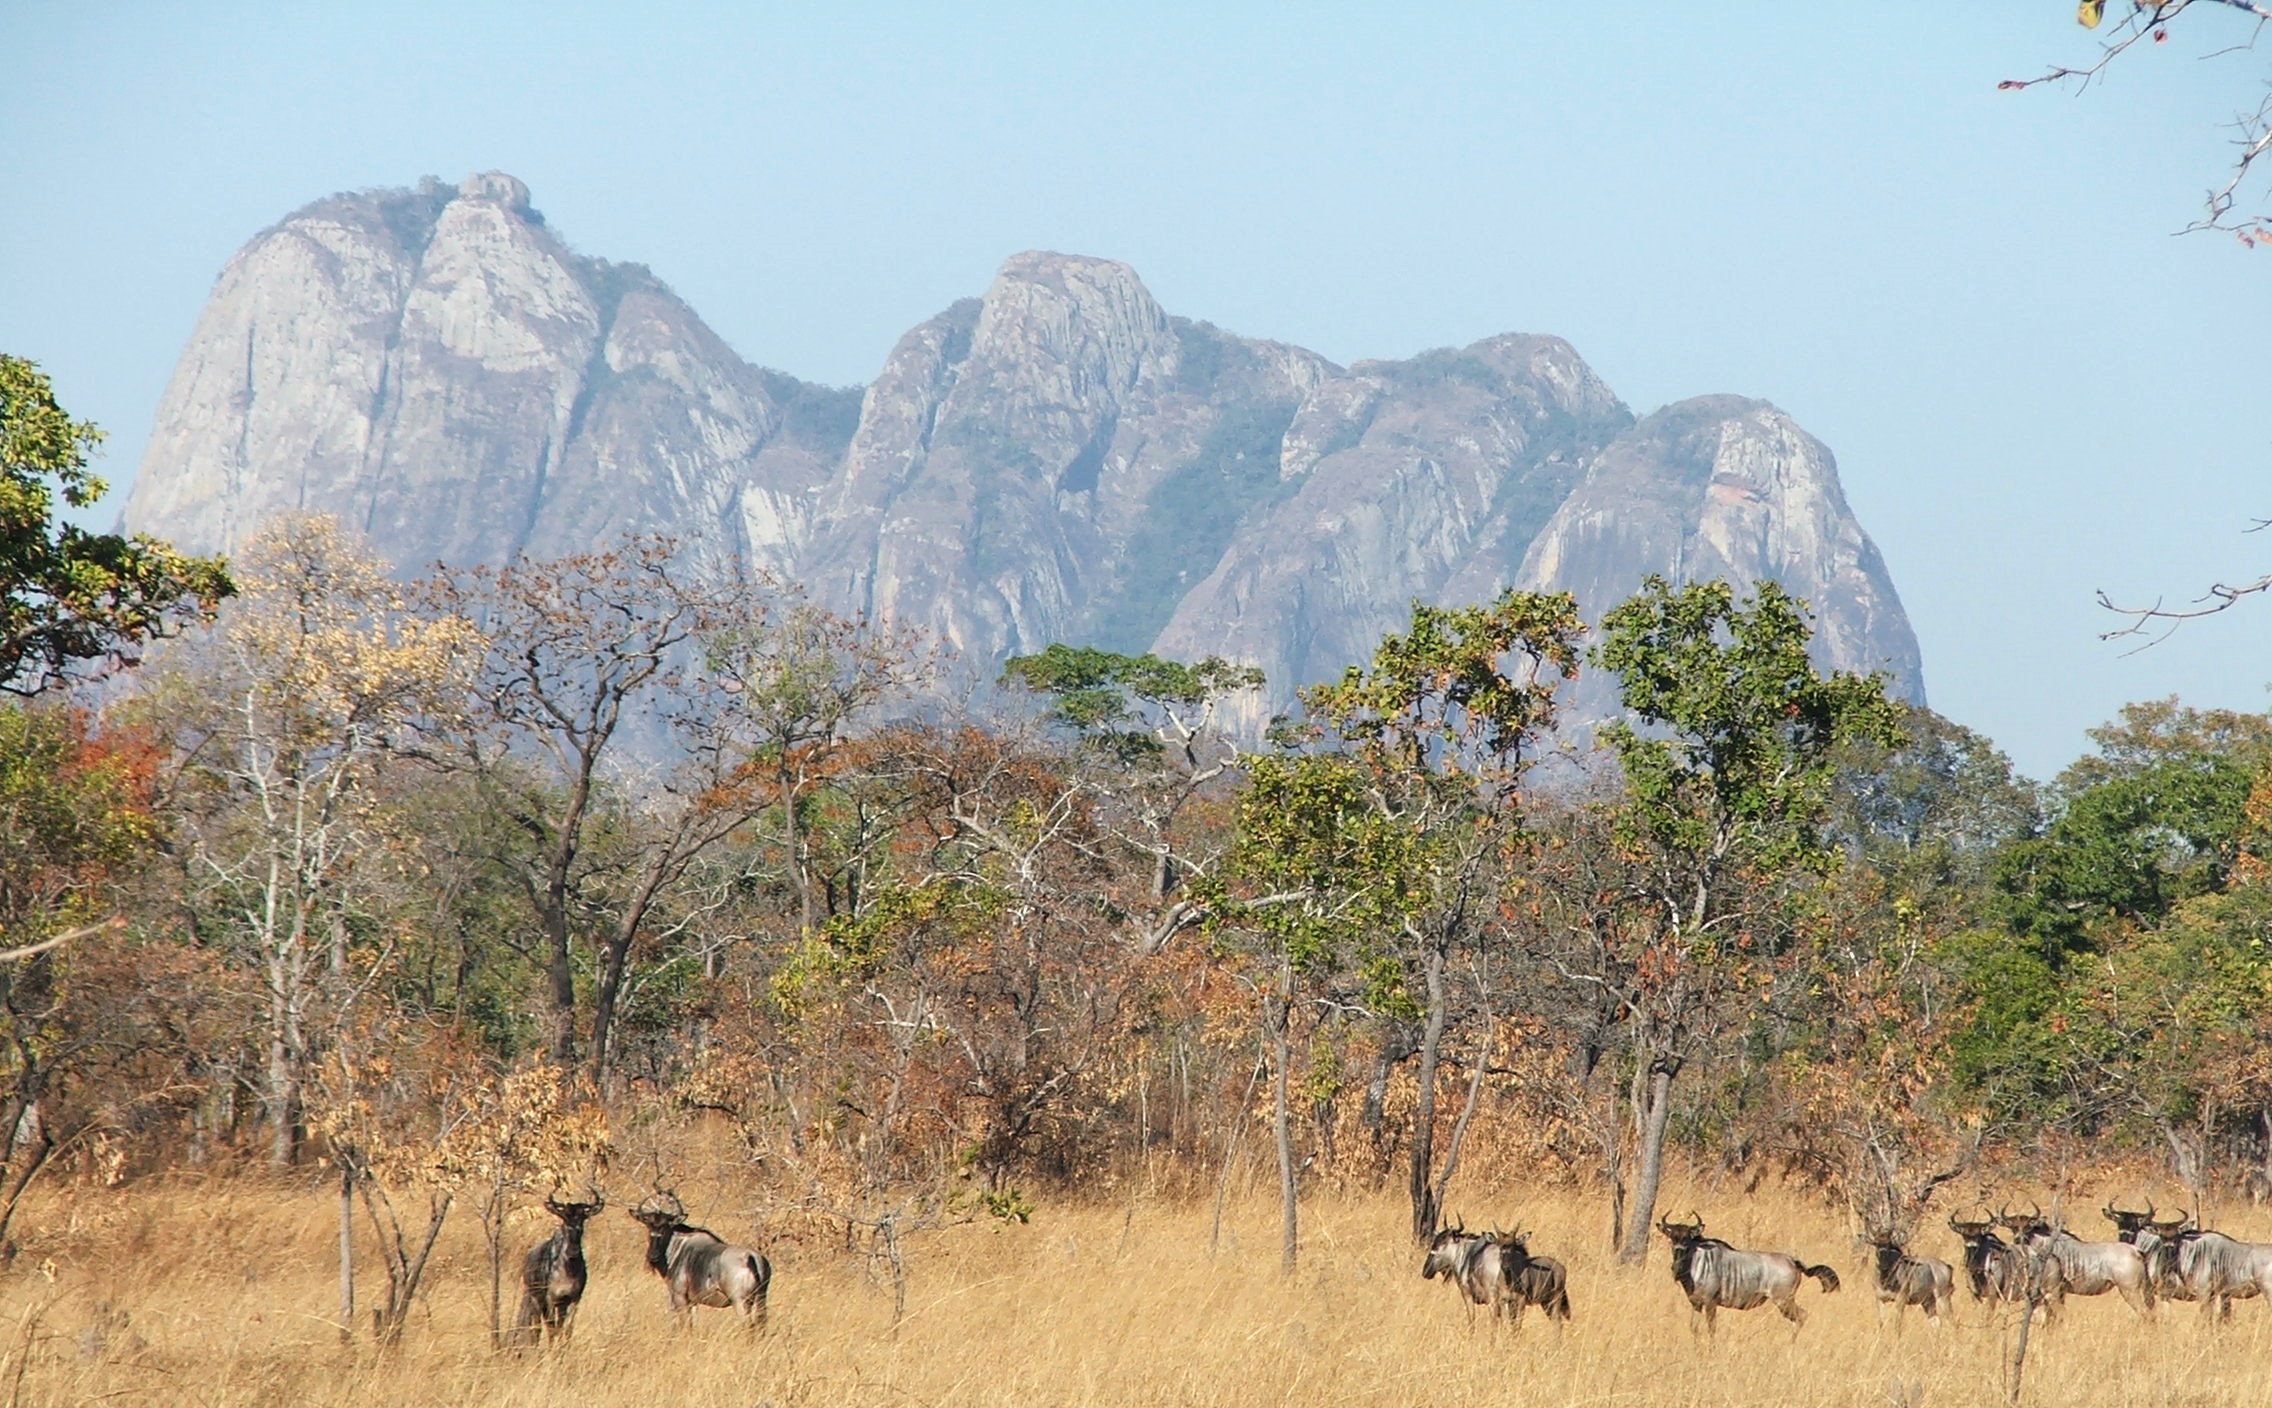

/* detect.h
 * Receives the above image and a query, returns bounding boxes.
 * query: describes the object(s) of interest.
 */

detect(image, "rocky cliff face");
[127,173,1927,717]
[123,173,857,576]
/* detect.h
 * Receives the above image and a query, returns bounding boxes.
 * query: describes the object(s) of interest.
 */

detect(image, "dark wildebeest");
[1863,1231,1954,1327]
[628,1191,771,1328]
[1947,1214,2029,1308]
[2000,1207,2153,1321]
[1656,1213,1840,1334]
[512,1193,604,1347]
[1421,1222,1572,1327]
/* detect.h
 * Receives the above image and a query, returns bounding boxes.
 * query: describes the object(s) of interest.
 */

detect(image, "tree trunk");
[362,1184,452,1348]
[1406,943,1449,1243]
[1360,1025,1417,1152]
[1619,1062,1675,1264]
[337,1163,356,1344]
[266,986,304,1167]
[483,1190,505,1351]
[1271,963,1298,1278]
[783,770,816,935]
[542,903,577,1066]
[2260,1108,2272,1203]
[588,863,674,1083]
[1430,1017,1493,1227]
[0,1119,56,1260]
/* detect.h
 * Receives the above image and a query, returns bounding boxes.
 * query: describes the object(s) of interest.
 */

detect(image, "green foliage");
[1219,752,1416,977]
[0,355,232,695]
[1002,643,1263,762]
[1596,575,1904,887]
[1935,925,2074,1122]
[1303,590,1584,780]
[1993,701,2270,956]
[772,877,1006,1014]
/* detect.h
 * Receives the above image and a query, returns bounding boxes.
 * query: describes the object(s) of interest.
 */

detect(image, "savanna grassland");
[4,1169,2266,1408]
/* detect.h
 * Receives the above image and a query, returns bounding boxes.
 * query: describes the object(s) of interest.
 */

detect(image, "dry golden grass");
[2,1170,2267,1407]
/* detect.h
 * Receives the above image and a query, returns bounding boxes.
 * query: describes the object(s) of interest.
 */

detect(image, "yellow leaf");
[2078,0,2105,27]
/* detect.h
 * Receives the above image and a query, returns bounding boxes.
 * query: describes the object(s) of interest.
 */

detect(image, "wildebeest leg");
[1778,1293,1808,1329]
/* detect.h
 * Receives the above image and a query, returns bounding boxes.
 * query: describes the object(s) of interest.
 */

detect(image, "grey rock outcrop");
[1513,396,1926,718]
[126,173,1926,721]
[122,173,856,573]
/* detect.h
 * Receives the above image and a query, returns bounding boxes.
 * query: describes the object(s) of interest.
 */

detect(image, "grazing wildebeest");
[628,1191,771,1328]
[2000,1207,2153,1321]
[1655,1213,1840,1334]
[1864,1231,1954,1326]
[512,1193,604,1347]
[1947,1214,2030,1307]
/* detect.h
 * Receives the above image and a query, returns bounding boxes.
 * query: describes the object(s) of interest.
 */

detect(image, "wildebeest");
[1947,1214,2030,1306]
[2146,1228,2272,1319]
[1655,1213,1840,1334]
[1420,1222,1572,1326]
[1499,1232,1573,1325]
[2103,1203,2195,1303]
[2000,1207,2153,1320]
[628,1191,772,1328]
[1864,1232,1954,1326]
[511,1192,604,1347]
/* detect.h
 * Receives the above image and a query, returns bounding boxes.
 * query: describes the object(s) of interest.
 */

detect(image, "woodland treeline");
[6,355,2272,1321]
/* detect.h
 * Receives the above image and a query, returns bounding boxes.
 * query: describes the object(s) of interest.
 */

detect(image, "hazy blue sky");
[5,4,2267,779]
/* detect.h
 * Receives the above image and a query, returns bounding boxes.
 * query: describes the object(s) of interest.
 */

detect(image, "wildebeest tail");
[1802,1263,1841,1294]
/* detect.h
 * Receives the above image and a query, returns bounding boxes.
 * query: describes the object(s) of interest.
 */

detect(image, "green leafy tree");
[1944,700,2272,1130]
[1220,752,1413,1275]
[1298,590,1583,1241]
[0,355,229,695]
[1591,575,1902,1262]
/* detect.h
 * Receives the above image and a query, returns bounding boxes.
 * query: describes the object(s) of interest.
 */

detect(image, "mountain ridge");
[123,172,1926,717]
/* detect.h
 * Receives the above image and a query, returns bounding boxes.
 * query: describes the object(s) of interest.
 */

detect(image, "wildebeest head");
[1997,1204,2053,1243]
[1421,1219,1474,1281]
[630,1190,691,1270]
[1657,1212,1709,1283]
[2102,1200,2157,1244]
[544,1191,605,1232]
[629,1189,687,1229]
[1656,1213,1707,1246]
[1947,1213,2014,1299]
